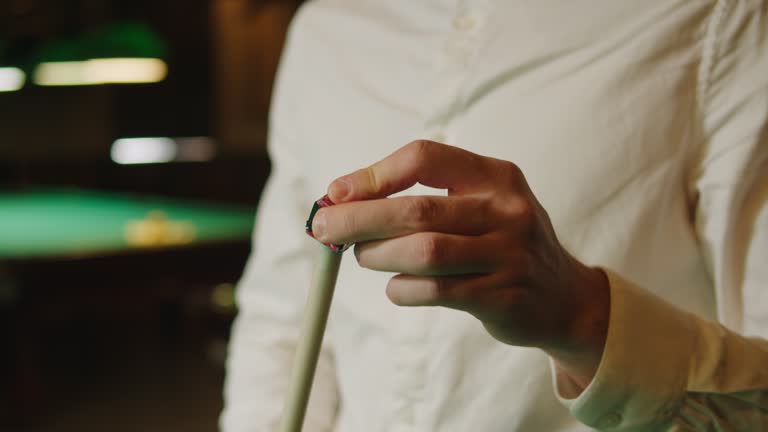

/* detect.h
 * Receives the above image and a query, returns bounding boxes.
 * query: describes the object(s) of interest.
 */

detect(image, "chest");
[283,0,711,324]
[290,0,707,211]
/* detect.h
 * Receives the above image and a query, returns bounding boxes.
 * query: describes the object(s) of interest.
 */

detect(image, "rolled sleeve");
[553,270,694,430]
[552,271,768,431]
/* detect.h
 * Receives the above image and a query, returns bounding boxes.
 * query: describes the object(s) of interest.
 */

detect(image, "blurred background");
[0,0,302,430]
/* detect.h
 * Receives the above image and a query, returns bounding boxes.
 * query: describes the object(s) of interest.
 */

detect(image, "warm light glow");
[33,58,167,86]
[111,137,177,164]
[87,58,167,83]
[0,67,26,92]
[111,136,217,164]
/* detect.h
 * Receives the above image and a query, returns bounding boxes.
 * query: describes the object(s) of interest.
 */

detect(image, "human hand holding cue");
[310,140,611,392]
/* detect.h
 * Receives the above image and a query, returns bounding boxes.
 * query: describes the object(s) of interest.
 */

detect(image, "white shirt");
[221,1,768,431]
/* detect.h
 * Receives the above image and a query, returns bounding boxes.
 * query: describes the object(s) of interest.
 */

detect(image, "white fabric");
[221,1,768,431]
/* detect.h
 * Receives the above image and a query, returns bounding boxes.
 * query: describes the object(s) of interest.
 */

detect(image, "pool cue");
[279,247,343,432]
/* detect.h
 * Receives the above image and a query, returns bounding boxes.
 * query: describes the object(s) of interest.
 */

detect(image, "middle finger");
[354,231,499,276]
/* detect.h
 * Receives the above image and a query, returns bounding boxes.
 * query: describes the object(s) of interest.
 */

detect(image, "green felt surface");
[0,189,255,259]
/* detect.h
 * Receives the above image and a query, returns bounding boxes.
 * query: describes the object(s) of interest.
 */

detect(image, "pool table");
[0,188,256,260]
[0,188,257,426]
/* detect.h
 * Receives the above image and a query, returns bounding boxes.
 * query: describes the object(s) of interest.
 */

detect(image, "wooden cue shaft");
[279,248,343,432]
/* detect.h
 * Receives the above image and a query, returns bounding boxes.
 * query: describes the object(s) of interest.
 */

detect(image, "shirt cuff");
[550,269,697,430]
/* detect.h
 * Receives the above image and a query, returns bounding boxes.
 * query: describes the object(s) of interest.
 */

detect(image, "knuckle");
[476,197,494,220]
[406,197,439,229]
[430,277,448,303]
[340,211,357,237]
[498,160,525,188]
[506,160,524,178]
[499,196,535,226]
[407,140,433,165]
[514,198,537,224]
[416,233,442,268]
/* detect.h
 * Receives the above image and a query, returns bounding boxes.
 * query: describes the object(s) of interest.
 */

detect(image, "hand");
[312,140,610,389]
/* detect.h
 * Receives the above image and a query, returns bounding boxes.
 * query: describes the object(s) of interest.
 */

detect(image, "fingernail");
[312,211,327,240]
[329,177,351,202]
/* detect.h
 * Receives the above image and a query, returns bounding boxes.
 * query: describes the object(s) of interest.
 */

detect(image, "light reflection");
[111,137,177,164]
[0,67,26,92]
[33,58,167,86]
[111,137,216,165]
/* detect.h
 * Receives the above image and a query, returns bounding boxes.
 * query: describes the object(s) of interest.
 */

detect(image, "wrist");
[545,264,611,391]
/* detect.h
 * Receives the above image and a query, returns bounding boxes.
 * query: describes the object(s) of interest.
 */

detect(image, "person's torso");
[274,1,719,430]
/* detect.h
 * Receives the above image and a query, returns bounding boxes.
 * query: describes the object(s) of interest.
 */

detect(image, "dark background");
[1,1,303,430]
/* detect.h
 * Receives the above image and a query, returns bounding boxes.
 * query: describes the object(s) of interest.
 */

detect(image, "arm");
[553,1,768,429]
[553,271,768,431]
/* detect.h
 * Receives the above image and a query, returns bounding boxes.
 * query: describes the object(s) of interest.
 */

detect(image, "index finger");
[312,195,494,245]
[327,140,507,203]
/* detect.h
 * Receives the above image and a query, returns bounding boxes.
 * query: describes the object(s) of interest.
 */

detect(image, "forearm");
[549,270,768,431]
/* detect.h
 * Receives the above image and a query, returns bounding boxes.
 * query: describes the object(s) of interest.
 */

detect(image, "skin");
[311,140,611,395]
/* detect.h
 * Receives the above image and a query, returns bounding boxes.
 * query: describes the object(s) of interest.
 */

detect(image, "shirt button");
[596,412,622,429]
[452,14,477,31]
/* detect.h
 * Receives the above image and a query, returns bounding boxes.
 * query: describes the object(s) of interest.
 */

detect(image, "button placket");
[419,3,491,133]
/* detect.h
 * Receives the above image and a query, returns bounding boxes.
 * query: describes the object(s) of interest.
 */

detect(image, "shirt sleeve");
[220,9,340,432]
[550,1,768,430]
